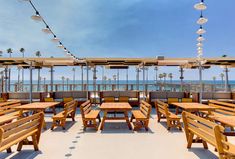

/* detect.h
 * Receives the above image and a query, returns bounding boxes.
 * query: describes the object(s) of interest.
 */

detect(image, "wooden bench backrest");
[209,100,235,116]
[103,97,115,103]
[182,111,218,147]
[0,112,44,151]
[0,102,21,116]
[214,124,235,158]
[140,100,151,118]
[155,100,170,117]
[64,100,77,117]
[80,100,92,118]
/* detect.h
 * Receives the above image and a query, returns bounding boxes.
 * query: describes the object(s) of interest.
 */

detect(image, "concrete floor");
[0,111,224,159]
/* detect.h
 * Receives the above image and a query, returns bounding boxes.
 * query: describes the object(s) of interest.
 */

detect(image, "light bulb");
[194,2,207,11]
[51,36,60,43]
[31,11,42,21]
[197,16,208,25]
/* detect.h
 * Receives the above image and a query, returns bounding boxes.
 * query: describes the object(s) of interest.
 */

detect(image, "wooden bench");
[80,100,101,131]
[0,101,21,116]
[130,100,151,131]
[182,111,235,159]
[208,100,235,116]
[155,100,182,130]
[51,100,77,130]
[0,112,44,153]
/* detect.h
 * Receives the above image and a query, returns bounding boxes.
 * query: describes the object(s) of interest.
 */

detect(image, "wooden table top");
[100,102,132,110]
[171,102,216,110]
[14,102,60,110]
[211,115,235,127]
[0,100,21,107]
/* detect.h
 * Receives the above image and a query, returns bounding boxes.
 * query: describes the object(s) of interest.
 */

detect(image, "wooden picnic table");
[99,102,132,130]
[171,102,216,115]
[14,102,60,129]
[0,100,21,107]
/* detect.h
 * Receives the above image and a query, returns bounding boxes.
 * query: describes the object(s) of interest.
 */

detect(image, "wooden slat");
[3,118,40,138]
[1,113,41,131]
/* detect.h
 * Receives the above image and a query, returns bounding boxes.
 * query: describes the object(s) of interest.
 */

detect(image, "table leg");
[52,106,56,115]
[124,111,132,130]
[100,111,107,130]
[175,107,179,115]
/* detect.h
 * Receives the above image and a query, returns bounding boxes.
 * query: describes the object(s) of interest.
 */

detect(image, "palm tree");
[35,51,41,91]
[20,48,25,91]
[0,51,3,57]
[220,73,224,84]
[162,73,167,84]
[168,73,173,91]
[7,48,13,91]
[61,76,65,91]
[7,48,13,57]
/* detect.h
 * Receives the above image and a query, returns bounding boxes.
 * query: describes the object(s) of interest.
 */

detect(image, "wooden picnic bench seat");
[0,101,21,116]
[0,112,44,153]
[155,100,182,130]
[51,100,77,130]
[182,111,235,159]
[130,100,151,131]
[208,100,235,116]
[80,100,101,131]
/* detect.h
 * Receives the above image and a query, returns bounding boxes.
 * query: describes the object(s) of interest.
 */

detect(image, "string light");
[196,26,206,35]
[194,0,207,10]
[31,11,42,21]
[23,0,79,60]
[194,0,208,60]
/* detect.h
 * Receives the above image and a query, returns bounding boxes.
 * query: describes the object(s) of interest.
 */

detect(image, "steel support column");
[29,62,33,103]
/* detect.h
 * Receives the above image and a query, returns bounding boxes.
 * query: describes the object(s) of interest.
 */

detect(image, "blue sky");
[1,0,235,81]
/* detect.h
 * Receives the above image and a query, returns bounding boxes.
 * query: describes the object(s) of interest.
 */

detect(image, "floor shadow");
[158,121,183,133]
[46,121,77,132]
[188,147,218,159]
[0,150,42,159]
[100,122,134,134]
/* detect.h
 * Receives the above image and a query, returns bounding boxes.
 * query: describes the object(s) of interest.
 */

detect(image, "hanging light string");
[194,0,208,60]
[25,0,79,61]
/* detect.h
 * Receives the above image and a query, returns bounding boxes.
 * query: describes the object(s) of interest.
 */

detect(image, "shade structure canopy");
[0,57,235,69]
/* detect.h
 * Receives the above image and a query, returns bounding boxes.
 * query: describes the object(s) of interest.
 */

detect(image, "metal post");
[81,66,84,91]
[17,67,20,91]
[142,65,145,99]
[93,66,97,105]
[102,66,104,90]
[117,69,119,90]
[136,67,140,90]
[179,67,184,91]
[8,67,11,92]
[199,63,203,103]
[146,67,148,92]
[29,62,33,103]
[154,66,158,90]
[86,65,89,91]
[224,66,229,92]
[37,68,40,92]
[50,66,54,92]
[4,67,8,93]
[73,68,76,91]
[126,68,128,90]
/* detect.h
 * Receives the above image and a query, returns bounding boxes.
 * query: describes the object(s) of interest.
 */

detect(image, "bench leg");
[187,133,194,149]
[17,141,24,151]
[144,120,149,131]
[202,140,208,149]
[51,120,56,130]
[93,119,98,131]
[97,114,101,122]
[130,114,134,122]
[6,147,12,153]
[61,119,66,130]
[32,134,39,151]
